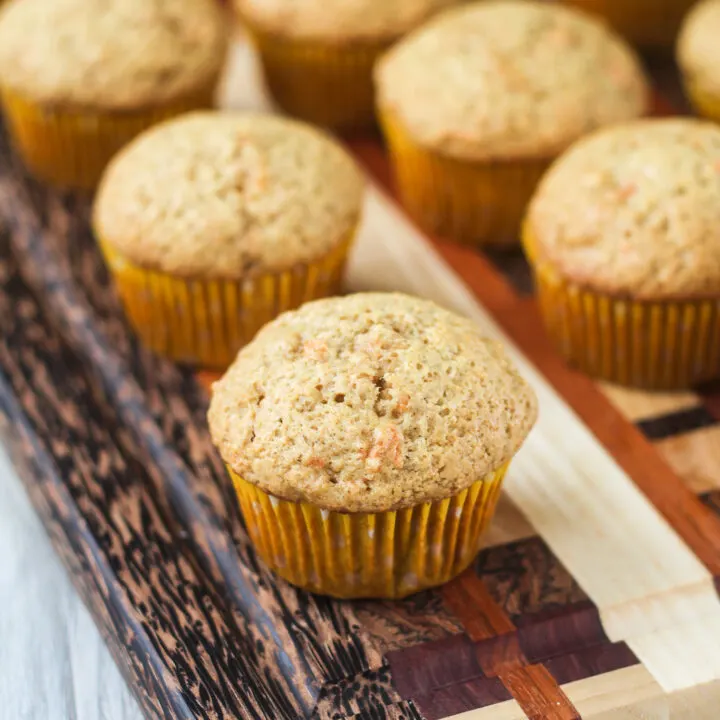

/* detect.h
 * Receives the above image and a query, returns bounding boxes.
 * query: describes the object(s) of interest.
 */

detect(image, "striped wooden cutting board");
[0,36,719,719]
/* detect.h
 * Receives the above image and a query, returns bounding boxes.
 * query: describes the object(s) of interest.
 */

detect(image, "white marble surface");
[0,445,142,720]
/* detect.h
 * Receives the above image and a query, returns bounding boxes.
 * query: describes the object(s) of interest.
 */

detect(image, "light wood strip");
[443,667,666,719]
[562,666,667,719]
[667,679,720,719]
[443,698,526,720]
[598,383,699,423]
[655,427,720,494]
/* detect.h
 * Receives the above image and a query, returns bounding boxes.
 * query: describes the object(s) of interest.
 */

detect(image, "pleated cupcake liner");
[681,78,720,125]
[561,0,694,48]
[230,464,509,600]
[247,27,389,130]
[99,233,354,370]
[378,107,550,248]
[0,84,217,190]
[525,235,720,389]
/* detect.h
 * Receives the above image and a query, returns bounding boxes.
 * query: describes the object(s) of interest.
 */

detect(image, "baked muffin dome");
[0,0,227,110]
[94,112,364,278]
[526,118,720,298]
[678,0,720,104]
[375,0,649,161]
[209,293,538,512]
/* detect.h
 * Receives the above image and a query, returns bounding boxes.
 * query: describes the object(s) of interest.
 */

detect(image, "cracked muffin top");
[235,0,457,42]
[93,112,364,278]
[0,0,227,110]
[526,118,720,298]
[375,0,648,161]
[208,293,538,513]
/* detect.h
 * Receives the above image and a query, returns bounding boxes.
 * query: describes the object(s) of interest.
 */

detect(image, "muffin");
[93,112,364,369]
[562,0,696,49]
[678,0,720,123]
[375,0,649,248]
[208,293,537,599]
[524,118,720,390]
[0,0,227,189]
[234,0,455,130]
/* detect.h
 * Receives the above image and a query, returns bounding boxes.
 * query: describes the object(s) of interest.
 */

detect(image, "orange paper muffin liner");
[523,229,720,390]
[230,463,508,599]
[99,233,354,370]
[378,108,550,248]
[247,27,389,130]
[0,84,216,190]
[561,0,694,48]
[682,79,720,125]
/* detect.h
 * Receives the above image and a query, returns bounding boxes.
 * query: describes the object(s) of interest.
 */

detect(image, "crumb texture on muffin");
[209,293,538,512]
[235,0,457,42]
[375,0,648,160]
[678,0,720,94]
[94,113,364,278]
[527,118,720,298]
[0,0,227,109]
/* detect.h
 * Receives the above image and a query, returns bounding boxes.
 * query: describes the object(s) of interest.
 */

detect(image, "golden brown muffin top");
[235,0,457,42]
[526,119,720,298]
[375,0,648,161]
[678,0,720,95]
[0,0,227,110]
[208,293,538,513]
[94,112,364,279]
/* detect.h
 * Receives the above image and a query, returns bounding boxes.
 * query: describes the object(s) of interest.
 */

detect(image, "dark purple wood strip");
[636,406,718,441]
[545,642,639,686]
[387,634,482,700]
[700,380,720,422]
[413,677,512,720]
[517,602,609,664]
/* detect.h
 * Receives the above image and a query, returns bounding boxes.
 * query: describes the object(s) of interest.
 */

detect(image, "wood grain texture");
[0,444,143,720]
[2,34,720,720]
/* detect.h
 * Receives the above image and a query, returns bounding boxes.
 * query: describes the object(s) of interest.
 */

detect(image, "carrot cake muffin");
[562,0,696,49]
[93,112,364,369]
[234,0,456,129]
[208,292,538,598]
[375,0,649,247]
[678,0,720,123]
[524,118,720,389]
[0,0,227,188]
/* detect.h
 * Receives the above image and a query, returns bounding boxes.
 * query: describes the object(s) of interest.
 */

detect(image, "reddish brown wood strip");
[442,570,516,641]
[442,571,582,718]
[501,665,580,720]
